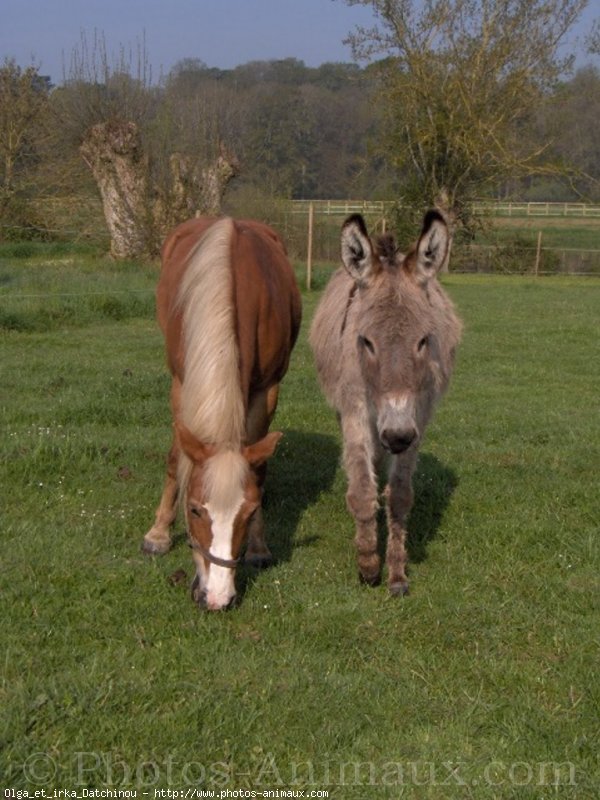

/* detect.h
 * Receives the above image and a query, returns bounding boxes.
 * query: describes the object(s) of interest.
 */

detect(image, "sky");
[1,0,597,85]
[1,0,378,83]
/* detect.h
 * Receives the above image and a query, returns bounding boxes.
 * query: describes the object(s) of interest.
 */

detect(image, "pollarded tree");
[342,0,588,223]
[57,32,239,258]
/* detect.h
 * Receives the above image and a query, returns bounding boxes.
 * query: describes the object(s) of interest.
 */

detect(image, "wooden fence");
[290,200,600,288]
[292,200,600,218]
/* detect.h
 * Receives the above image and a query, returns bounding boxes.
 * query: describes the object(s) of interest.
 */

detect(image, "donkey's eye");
[359,335,376,355]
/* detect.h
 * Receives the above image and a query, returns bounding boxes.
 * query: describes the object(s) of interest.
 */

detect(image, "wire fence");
[2,198,599,279]
[287,201,600,280]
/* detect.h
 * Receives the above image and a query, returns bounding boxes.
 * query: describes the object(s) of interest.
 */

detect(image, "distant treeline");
[1,52,599,246]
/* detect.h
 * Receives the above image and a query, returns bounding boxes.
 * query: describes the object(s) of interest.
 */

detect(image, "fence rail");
[292,200,600,218]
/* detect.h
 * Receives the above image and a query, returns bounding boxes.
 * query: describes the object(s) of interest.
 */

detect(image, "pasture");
[1,244,599,797]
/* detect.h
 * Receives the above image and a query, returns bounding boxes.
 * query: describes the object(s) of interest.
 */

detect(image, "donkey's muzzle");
[380,427,417,454]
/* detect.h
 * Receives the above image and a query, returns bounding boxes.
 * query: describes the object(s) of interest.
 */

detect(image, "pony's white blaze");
[203,449,248,609]
[204,494,244,610]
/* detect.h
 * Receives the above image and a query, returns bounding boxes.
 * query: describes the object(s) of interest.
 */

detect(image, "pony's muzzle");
[191,578,238,611]
[206,592,238,612]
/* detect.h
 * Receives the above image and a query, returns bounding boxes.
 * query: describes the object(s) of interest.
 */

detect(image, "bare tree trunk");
[80,120,150,259]
[154,143,240,238]
[198,142,240,216]
[82,123,239,259]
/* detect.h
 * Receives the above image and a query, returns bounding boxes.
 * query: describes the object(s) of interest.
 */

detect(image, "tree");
[241,83,317,197]
[57,32,238,258]
[0,59,50,235]
[342,0,588,223]
[586,19,600,56]
[533,66,600,200]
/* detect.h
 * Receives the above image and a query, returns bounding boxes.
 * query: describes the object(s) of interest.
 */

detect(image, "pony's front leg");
[243,385,279,569]
[342,413,380,585]
[142,441,179,555]
[384,450,418,595]
[244,505,273,568]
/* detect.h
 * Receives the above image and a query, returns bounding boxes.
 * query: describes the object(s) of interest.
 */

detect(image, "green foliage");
[1,254,599,794]
[343,0,590,215]
[2,46,599,250]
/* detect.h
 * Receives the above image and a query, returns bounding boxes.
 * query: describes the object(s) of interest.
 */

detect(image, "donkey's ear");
[408,210,450,285]
[175,421,215,464]
[244,431,283,468]
[341,214,379,285]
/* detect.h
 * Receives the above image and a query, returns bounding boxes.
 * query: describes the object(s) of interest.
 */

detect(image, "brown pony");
[142,217,302,610]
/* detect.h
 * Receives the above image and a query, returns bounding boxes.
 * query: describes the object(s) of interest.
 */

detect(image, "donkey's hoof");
[359,571,382,587]
[141,537,171,556]
[389,581,409,597]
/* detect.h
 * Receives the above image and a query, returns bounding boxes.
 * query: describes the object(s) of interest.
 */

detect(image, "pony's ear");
[175,421,216,464]
[405,209,450,285]
[244,431,283,468]
[341,214,380,286]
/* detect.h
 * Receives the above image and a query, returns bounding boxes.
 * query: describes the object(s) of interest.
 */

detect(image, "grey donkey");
[310,210,462,595]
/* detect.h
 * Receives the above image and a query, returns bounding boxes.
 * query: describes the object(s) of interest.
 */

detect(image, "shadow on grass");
[375,452,458,570]
[237,429,340,598]
[406,452,458,564]
[163,439,453,603]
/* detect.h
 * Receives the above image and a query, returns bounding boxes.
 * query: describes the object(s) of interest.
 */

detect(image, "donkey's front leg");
[342,414,380,585]
[385,451,418,595]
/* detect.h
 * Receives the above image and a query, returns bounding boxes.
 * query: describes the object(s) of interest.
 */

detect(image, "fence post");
[534,231,542,276]
[306,201,314,291]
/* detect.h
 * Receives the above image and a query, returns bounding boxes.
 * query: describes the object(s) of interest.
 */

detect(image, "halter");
[188,538,241,570]
[340,283,358,335]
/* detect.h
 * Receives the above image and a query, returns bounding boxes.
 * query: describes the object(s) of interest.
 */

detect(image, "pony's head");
[177,424,282,610]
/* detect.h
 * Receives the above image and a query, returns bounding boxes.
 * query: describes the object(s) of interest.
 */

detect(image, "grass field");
[1,246,599,798]
[473,217,600,250]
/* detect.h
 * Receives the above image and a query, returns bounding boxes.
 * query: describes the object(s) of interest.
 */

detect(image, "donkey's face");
[177,425,281,610]
[341,212,450,455]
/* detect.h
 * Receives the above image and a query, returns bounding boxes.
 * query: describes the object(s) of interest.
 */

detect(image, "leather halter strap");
[340,283,358,335]
[188,538,240,570]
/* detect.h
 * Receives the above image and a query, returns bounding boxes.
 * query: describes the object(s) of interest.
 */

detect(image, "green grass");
[0,247,158,332]
[1,254,599,797]
[473,217,600,250]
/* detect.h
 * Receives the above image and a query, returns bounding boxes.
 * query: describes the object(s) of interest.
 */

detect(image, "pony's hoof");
[141,537,171,556]
[191,575,206,608]
[389,581,409,597]
[244,552,273,569]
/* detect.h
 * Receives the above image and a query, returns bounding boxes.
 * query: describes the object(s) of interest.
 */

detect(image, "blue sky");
[1,0,377,82]
[1,0,597,84]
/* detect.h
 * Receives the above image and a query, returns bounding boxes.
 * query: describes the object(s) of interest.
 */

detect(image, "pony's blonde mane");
[177,217,245,449]
[203,450,249,510]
